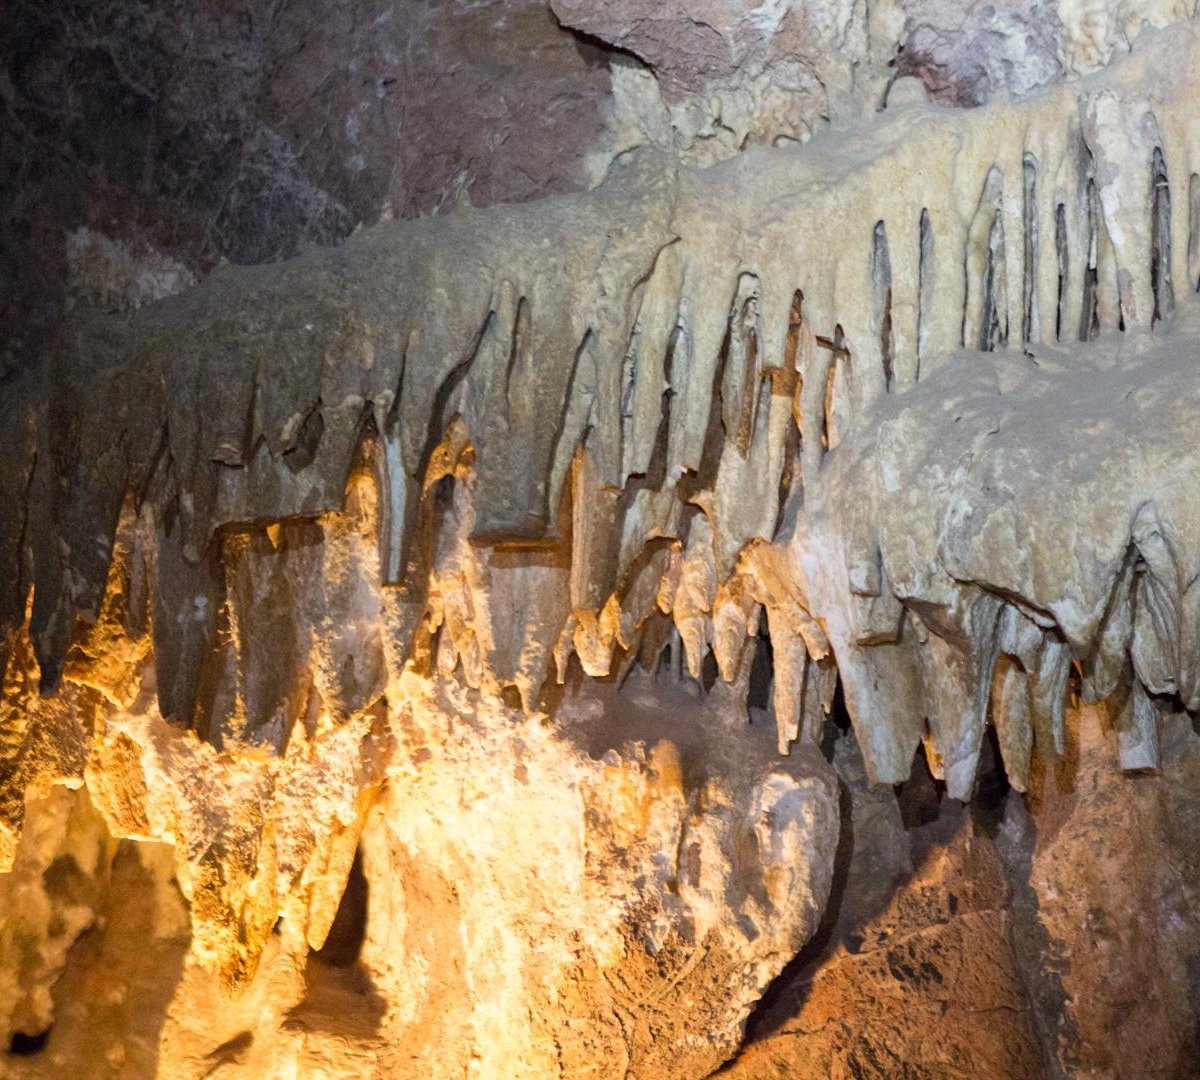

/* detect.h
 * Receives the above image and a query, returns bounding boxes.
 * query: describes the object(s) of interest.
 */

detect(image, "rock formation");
[5,3,1200,1077]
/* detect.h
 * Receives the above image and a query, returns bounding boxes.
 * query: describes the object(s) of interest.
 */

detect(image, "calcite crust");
[5,15,1200,1079]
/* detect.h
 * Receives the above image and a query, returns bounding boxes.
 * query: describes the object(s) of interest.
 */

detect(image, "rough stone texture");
[728,707,1200,1078]
[1020,705,1200,1075]
[7,0,1194,383]
[893,1,1197,106]
[10,24,1200,789]
[896,0,1067,105]
[6,3,1200,1078]
[1,0,613,378]
[0,458,840,1076]
[728,745,1046,1078]
[0,668,839,1077]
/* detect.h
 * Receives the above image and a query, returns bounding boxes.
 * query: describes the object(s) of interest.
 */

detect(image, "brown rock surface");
[724,736,1045,1079]
[1019,705,1200,1075]
[727,710,1200,1078]
[7,5,1200,1078]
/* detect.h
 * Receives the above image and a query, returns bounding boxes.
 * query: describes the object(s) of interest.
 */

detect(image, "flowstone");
[6,17,1200,1079]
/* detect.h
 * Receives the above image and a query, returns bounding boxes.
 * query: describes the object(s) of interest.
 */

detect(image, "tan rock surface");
[7,12,1200,1078]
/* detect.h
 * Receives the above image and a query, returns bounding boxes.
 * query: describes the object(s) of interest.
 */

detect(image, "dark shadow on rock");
[313,847,370,968]
[285,845,387,1040]
[989,785,1074,1080]
[7,1028,51,1056]
[720,721,1050,1077]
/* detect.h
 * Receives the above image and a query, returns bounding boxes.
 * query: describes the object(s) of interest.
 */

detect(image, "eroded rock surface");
[6,6,1200,1079]
[729,706,1200,1078]
[1,668,838,1077]
[6,0,1193,386]
[728,737,1047,1079]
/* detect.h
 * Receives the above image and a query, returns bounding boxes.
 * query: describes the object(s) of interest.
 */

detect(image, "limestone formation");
[6,6,1200,1078]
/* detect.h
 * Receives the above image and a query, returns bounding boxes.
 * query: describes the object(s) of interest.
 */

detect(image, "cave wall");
[5,0,1187,378]
[6,3,1200,1078]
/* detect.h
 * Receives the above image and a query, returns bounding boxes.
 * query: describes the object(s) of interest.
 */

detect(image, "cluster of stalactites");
[4,25,1200,799]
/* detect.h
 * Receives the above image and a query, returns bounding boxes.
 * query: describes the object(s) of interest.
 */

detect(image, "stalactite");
[7,26,1200,1000]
